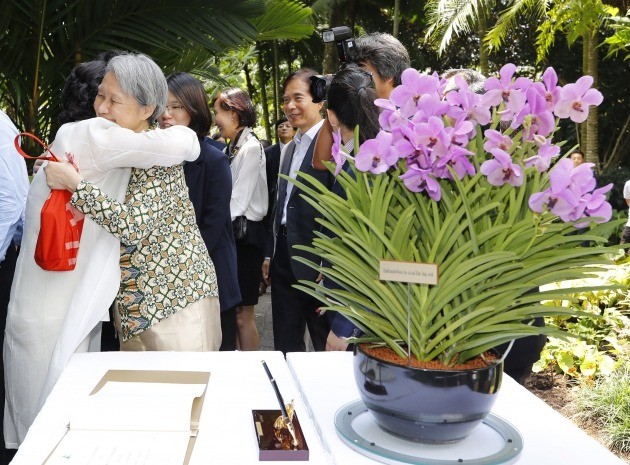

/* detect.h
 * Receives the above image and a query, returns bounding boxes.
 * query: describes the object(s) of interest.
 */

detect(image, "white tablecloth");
[286,352,626,465]
[11,351,626,465]
[10,351,326,465]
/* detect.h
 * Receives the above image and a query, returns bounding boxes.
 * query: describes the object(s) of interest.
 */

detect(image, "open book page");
[45,430,191,465]
[70,382,207,432]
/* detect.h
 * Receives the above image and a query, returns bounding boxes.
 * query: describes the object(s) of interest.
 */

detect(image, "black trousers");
[219,306,237,351]
[270,234,330,354]
[0,244,18,463]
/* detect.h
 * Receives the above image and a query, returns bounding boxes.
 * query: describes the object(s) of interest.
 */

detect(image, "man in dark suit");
[265,116,295,216]
[262,69,332,354]
[259,117,295,295]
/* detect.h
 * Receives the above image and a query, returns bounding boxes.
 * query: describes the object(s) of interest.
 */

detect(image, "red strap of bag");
[14,132,59,162]
[14,132,84,272]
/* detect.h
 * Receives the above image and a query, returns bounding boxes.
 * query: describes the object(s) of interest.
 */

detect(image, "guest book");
[44,370,210,465]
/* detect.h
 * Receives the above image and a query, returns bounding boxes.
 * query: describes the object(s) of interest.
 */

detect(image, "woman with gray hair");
[46,53,220,351]
[4,52,210,447]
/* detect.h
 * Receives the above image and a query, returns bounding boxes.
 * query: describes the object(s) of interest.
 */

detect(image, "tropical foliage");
[0,0,313,140]
[534,262,630,378]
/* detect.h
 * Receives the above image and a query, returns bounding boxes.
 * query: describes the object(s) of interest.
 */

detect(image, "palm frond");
[425,0,492,55]
[486,0,549,51]
[0,0,265,137]
[253,0,314,41]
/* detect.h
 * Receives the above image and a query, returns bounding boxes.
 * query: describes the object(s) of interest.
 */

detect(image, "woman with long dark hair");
[159,73,241,351]
[322,65,380,351]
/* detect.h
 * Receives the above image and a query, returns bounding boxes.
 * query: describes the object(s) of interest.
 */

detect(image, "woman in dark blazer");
[159,72,241,350]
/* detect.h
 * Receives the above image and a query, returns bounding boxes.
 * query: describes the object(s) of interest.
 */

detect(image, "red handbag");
[14,133,84,271]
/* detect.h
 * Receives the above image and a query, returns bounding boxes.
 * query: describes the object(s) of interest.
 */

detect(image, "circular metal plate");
[334,400,523,465]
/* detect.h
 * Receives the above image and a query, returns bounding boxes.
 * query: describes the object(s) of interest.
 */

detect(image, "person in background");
[265,117,295,211]
[353,32,410,99]
[0,110,27,269]
[319,66,380,351]
[159,72,241,351]
[442,68,486,94]
[213,88,268,351]
[312,31,410,170]
[262,68,332,354]
[570,149,585,167]
[259,117,295,295]
[0,109,29,460]
[6,52,203,448]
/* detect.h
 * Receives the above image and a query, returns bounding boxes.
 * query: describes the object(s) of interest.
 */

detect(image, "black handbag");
[232,215,248,241]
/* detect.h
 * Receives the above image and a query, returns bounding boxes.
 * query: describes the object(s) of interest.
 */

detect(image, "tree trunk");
[257,44,272,142]
[243,62,255,102]
[585,31,599,169]
[393,0,401,38]
[579,36,588,151]
[603,112,630,171]
[477,7,489,76]
[273,41,280,123]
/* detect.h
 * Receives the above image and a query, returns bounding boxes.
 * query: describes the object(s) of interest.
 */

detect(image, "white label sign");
[379,260,439,285]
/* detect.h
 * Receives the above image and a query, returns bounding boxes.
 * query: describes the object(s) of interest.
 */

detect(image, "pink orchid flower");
[399,164,442,200]
[524,138,560,172]
[355,130,398,174]
[480,148,524,187]
[554,76,603,123]
[483,129,513,153]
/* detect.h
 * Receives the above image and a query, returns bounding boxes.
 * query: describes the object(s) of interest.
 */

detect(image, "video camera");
[310,26,358,103]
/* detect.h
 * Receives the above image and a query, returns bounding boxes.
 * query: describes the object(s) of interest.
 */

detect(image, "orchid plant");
[290,64,621,365]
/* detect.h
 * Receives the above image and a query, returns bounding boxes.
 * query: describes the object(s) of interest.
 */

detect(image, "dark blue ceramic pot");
[353,344,503,443]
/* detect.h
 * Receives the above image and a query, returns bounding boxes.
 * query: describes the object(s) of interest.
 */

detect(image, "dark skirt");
[236,241,264,306]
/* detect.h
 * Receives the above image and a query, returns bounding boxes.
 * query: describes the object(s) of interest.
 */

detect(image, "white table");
[10,351,327,465]
[286,352,626,465]
[12,351,626,465]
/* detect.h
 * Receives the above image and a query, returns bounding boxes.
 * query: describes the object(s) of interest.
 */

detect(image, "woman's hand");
[32,158,46,174]
[45,160,83,192]
[326,331,349,351]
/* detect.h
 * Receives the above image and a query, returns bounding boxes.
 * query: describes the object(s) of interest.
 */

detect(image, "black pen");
[261,360,298,446]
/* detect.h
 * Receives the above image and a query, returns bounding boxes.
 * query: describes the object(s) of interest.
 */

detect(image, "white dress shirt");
[0,110,29,263]
[281,119,324,225]
[228,127,268,222]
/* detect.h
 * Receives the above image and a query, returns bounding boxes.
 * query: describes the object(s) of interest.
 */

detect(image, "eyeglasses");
[165,104,185,114]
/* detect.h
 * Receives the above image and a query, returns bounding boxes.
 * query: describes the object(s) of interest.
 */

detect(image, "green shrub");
[573,363,630,455]
[533,263,630,379]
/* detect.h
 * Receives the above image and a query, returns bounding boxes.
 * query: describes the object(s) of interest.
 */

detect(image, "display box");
[252,409,309,461]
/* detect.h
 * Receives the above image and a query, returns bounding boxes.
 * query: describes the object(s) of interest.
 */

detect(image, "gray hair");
[442,68,486,94]
[106,53,167,124]
[354,32,410,86]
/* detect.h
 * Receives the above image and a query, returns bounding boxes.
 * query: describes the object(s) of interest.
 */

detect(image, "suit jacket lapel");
[287,130,318,204]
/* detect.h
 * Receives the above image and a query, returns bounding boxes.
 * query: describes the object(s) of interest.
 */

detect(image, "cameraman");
[312,31,409,171]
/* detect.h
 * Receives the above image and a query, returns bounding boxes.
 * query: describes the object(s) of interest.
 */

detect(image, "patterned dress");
[72,164,218,341]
